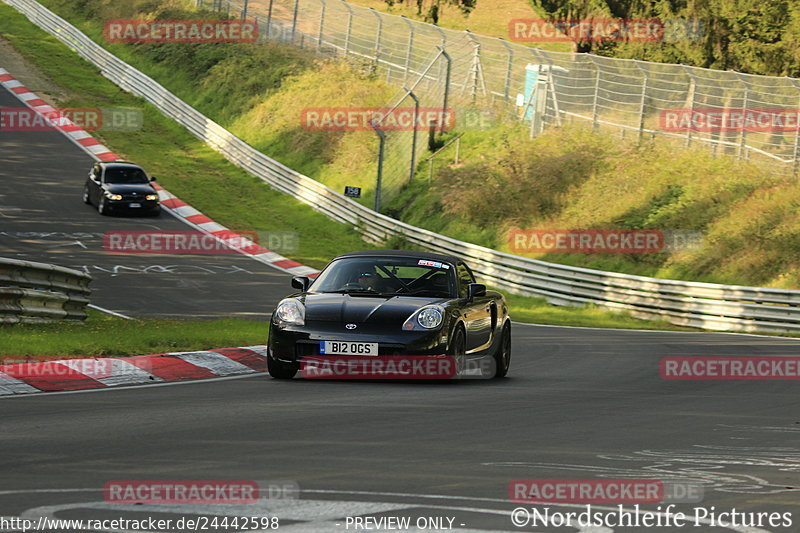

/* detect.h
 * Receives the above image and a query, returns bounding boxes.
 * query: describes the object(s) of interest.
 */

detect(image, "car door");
[456,262,492,353]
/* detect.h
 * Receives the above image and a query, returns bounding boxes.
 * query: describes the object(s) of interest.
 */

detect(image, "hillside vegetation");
[28,0,800,289]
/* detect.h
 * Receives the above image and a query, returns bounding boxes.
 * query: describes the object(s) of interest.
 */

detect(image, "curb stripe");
[174,351,254,376]
[0,372,40,395]
[0,346,268,395]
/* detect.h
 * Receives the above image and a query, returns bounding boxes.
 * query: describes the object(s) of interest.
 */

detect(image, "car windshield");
[104,167,150,184]
[310,256,456,298]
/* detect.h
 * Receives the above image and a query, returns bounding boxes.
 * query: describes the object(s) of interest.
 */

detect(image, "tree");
[384,0,477,25]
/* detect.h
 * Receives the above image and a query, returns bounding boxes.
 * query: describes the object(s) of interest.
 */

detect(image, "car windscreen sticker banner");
[418,260,449,269]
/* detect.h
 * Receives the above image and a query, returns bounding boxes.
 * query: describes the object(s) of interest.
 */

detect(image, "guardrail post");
[406,88,419,183]
[635,61,649,142]
[341,1,354,58]
[291,0,300,43]
[317,0,326,51]
[499,38,513,104]
[401,17,414,82]
[370,8,383,66]
[266,0,274,38]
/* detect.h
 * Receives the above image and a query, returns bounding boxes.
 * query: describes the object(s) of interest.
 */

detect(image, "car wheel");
[448,325,466,377]
[82,186,91,205]
[267,355,298,379]
[493,322,511,378]
[98,196,110,215]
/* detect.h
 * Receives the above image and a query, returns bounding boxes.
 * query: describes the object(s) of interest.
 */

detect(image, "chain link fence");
[200,0,800,179]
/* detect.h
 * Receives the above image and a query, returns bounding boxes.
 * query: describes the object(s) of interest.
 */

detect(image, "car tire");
[449,325,465,356]
[492,322,511,378]
[82,186,91,205]
[98,196,110,216]
[267,355,298,379]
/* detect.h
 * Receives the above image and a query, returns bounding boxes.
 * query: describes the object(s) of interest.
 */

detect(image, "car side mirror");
[150,176,157,182]
[467,283,486,299]
[291,276,311,291]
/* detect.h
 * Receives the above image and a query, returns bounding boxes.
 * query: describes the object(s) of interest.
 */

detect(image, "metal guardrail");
[0,257,92,323]
[7,0,800,333]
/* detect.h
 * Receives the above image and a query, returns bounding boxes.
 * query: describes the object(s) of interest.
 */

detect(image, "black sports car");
[266,250,511,380]
[83,161,161,216]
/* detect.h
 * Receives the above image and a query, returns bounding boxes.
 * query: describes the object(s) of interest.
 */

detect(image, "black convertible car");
[267,250,511,380]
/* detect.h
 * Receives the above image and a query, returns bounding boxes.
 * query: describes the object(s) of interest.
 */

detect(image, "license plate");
[129,202,141,208]
[319,341,378,356]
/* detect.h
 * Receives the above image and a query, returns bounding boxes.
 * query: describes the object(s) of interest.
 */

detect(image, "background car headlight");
[274,298,305,326]
[105,192,123,200]
[402,305,445,330]
[146,194,159,201]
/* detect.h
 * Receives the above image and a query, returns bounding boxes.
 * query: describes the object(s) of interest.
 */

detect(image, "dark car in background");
[266,250,511,380]
[82,161,161,216]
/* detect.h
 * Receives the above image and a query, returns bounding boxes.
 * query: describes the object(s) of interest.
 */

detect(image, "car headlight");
[274,298,305,326]
[402,305,444,331]
[105,192,123,200]
[146,194,159,201]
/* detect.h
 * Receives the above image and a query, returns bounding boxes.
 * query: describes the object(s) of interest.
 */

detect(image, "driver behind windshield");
[356,266,387,292]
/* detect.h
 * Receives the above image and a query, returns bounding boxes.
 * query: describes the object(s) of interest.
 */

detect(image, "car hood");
[104,184,156,195]
[299,293,446,324]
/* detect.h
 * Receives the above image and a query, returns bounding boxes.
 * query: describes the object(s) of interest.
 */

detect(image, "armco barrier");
[0,257,91,323]
[7,0,800,333]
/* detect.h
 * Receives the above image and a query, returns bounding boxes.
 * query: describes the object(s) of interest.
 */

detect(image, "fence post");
[315,0,326,50]
[401,17,414,82]
[462,30,486,103]
[291,0,300,42]
[499,38,513,104]
[794,84,800,176]
[241,0,249,20]
[266,0,274,38]
[681,66,696,147]
[635,61,649,142]
[371,123,386,213]
[588,57,601,131]
[406,88,420,183]
[341,1,354,57]
[370,8,383,65]
[434,26,447,87]
[437,46,451,135]
[735,73,750,161]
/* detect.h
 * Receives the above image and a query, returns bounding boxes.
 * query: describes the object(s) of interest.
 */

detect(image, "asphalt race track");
[0,85,289,319]
[2,69,800,533]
